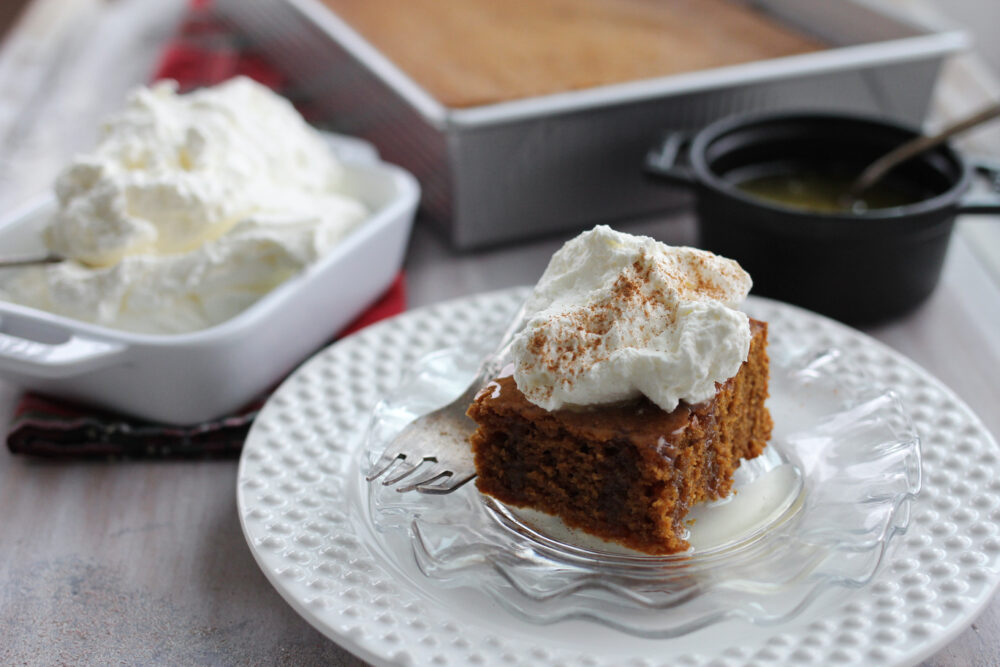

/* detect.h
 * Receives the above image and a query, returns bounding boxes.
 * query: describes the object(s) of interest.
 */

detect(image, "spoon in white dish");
[0,253,64,268]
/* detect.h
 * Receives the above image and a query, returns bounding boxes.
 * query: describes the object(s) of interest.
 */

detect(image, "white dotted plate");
[238,288,1000,666]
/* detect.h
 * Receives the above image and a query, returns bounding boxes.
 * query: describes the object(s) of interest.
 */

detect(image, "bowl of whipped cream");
[0,77,419,424]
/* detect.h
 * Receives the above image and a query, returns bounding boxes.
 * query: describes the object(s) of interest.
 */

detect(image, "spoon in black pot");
[841,102,1000,209]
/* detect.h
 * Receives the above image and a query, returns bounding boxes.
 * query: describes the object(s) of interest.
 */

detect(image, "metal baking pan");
[216,0,966,249]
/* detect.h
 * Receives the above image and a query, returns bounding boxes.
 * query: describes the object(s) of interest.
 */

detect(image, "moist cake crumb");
[467,320,772,555]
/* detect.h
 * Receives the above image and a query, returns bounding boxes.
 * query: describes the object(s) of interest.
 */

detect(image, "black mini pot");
[645,112,1000,324]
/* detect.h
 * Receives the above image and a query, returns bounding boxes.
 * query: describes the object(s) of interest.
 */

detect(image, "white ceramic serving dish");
[216,0,966,249]
[0,134,419,425]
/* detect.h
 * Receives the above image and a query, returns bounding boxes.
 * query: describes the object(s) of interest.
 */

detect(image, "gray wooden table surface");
[1,0,999,664]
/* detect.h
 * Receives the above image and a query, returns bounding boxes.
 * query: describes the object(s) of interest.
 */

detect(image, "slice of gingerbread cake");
[467,225,772,555]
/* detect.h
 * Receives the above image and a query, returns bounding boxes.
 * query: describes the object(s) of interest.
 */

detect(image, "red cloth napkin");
[6,1,406,458]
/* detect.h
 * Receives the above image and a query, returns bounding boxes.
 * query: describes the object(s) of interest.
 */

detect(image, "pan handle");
[644,131,696,185]
[957,159,1000,214]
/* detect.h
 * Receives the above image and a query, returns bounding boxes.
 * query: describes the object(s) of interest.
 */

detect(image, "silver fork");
[365,302,527,494]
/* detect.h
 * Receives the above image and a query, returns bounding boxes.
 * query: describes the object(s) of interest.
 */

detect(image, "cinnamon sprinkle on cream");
[511,225,752,412]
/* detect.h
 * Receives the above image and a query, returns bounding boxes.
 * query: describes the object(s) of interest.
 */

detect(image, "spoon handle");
[849,102,1000,198]
[0,253,63,268]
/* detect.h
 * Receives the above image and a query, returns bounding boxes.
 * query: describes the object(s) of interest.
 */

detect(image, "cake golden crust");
[321,0,825,108]
[467,320,772,555]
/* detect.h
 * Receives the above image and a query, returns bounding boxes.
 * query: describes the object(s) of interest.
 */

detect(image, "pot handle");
[644,131,696,185]
[957,159,1000,214]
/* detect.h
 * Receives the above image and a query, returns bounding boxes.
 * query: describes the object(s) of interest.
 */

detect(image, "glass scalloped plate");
[362,298,921,638]
[238,288,1000,666]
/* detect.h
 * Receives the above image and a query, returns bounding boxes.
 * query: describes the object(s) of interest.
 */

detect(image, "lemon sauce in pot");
[732,164,936,213]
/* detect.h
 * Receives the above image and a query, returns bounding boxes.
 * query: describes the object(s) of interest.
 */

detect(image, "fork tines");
[366,451,476,494]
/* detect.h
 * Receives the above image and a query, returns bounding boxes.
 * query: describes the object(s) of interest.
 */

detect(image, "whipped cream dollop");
[0,77,368,334]
[511,225,752,412]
